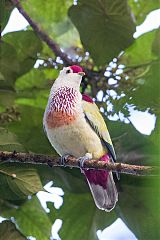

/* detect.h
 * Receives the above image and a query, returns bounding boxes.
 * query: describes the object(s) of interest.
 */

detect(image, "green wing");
[82,99,116,162]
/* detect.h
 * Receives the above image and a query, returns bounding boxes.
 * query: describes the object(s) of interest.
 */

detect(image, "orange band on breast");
[46,110,76,129]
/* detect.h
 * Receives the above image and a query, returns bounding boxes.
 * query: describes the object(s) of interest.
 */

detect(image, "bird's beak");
[78,72,85,77]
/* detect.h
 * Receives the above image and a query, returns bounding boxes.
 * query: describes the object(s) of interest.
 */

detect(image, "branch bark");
[0,151,156,176]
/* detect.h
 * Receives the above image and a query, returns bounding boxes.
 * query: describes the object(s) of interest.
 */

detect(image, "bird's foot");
[78,153,92,172]
[60,154,70,166]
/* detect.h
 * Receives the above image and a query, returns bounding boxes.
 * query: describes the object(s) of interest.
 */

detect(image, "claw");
[78,153,92,169]
[60,154,70,166]
[78,156,88,169]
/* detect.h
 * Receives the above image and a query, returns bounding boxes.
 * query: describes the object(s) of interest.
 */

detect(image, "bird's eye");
[66,69,71,74]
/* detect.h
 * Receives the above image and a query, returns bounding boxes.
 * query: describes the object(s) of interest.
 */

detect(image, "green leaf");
[121,29,158,66]
[0,163,43,200]
[0,220,26,240]
[22,0,79,49]
[5,106,54,154]
[0,41,20,89]
[49,193,117,240]
[14,68,59,109]
[129,0,160,25]
[22,0,71,28]
[69,0,136,65]
[0,128,24,152]
[48,168,88,193]
[2,197,52,240]
[152,28,160,57]
[108,119,160,239]
[129,60,160,113]
[150,115,160,161]
[3,30,42,77]
[0,0,6,25]
[0,90,15,108]
[118,175,160,240]
[119,29,159,115]
[106,119,155,164]
[15,90,49,110]
[0,31,42,89]
[15,67,58,108]
[15,69,48,91]
[0,0,13,32]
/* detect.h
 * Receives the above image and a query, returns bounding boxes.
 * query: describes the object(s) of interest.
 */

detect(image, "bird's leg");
[78,153,92,170]
[60,154,70,166]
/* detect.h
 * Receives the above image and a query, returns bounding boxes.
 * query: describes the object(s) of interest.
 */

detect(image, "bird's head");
[54,65,85,90]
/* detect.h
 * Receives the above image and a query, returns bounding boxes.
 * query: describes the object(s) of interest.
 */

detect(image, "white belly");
[46,117,105,159]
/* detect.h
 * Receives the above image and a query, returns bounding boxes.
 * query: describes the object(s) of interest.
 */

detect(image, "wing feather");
[82,97,116,163]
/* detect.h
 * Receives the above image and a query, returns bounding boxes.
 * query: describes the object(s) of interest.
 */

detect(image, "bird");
[43,65,118,211]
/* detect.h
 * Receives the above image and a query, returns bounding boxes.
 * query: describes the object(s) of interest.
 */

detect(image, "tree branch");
[9,0,104,81]
[0,151,157,176]
[10,0,73,66]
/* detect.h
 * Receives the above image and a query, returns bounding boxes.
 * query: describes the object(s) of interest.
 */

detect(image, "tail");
[84,159,118,211]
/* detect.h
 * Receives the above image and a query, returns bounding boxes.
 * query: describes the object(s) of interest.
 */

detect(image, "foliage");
[69,0,136,65]
[0,0,160,239]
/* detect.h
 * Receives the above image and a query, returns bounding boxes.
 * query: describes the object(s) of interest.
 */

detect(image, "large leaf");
[2,197,52,240]
[118,175,160,240]
[0,41,20,89]
[4,106,54,154]
[0,163,43,200]
[0,220,26,240]
[69,0,136,65]
[0,128,24,152]
[121,29,158,66]
[15,89,49,110]
[106,119,155,165]
[0,31,42,89]
[129,60,160,113]
[3,30,42,78]
[119,30,160,114]
[15,69,49,91]
[40,167,88,193]
[49,193,117,240]
[22,0,72,31]
[14,68,59,109]
[22,0,79,49]
[109,117,160,239]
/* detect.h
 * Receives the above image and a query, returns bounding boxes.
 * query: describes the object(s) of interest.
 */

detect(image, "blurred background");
[0,0,160,239]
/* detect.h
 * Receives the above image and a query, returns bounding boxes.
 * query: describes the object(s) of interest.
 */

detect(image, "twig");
[0,151,157,176]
